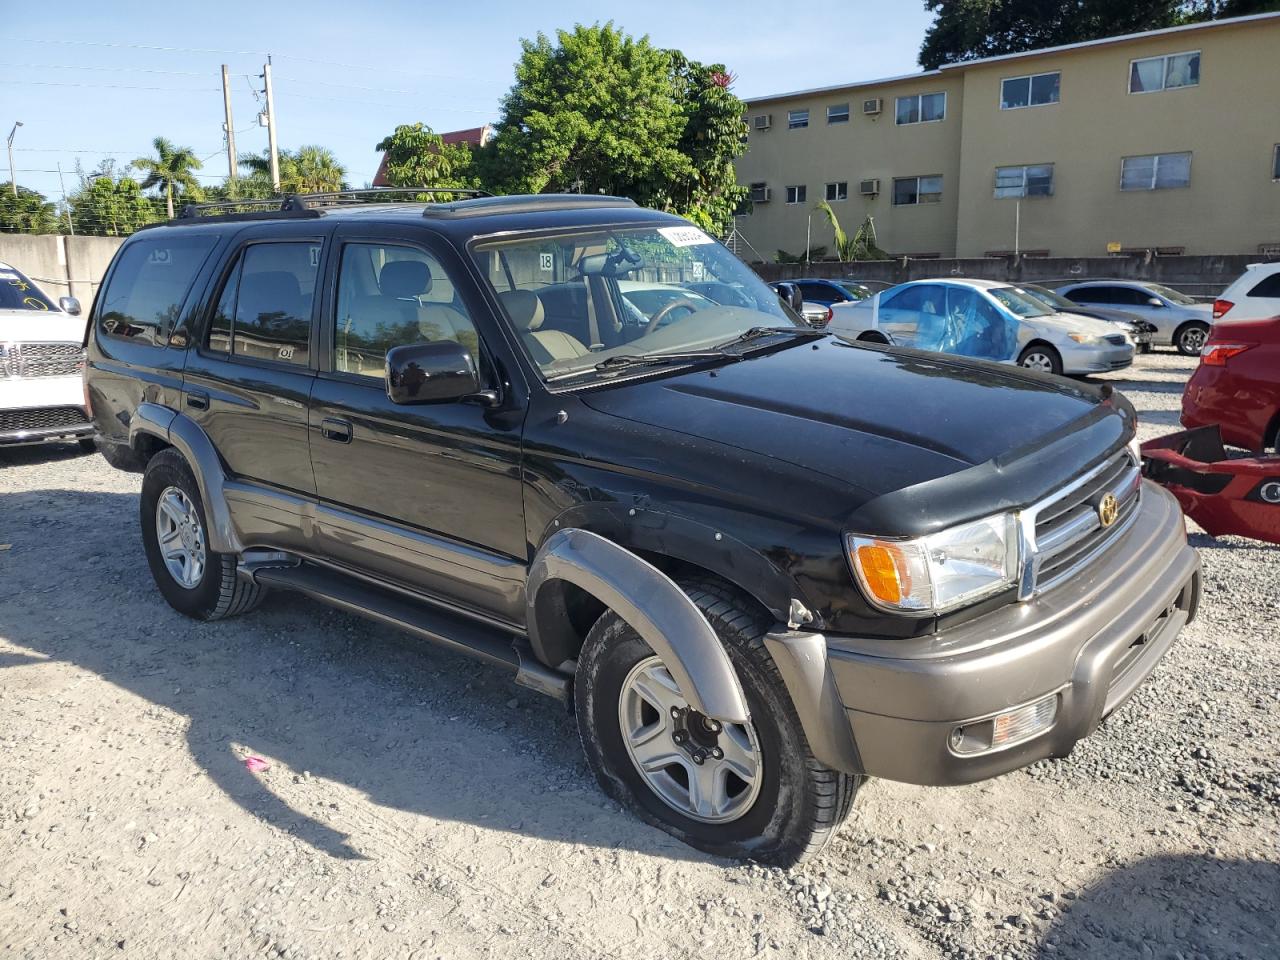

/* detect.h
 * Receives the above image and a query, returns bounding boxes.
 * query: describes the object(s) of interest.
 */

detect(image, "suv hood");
[0,309,84,344]
[579,338,1117,503]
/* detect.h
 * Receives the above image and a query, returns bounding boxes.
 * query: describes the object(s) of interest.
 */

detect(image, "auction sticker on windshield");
[658,225,714,247]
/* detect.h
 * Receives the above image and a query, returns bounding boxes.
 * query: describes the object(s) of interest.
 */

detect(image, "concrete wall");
[0,234,125,311]
[754,253,1263,298]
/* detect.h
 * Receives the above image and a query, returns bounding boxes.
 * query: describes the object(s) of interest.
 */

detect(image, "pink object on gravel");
[244,756,270,772]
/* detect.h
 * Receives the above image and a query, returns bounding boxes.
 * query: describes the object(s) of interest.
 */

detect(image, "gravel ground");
[1,351,1276,960]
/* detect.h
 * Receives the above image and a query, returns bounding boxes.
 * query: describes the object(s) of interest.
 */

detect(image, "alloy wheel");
[155,486,206,589]
[618,656,763,824]
[1180,325,1208,355]
[1021,351,1055,373]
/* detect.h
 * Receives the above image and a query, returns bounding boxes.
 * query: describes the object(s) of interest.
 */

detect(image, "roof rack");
[152,187,494,227]
[421,193,638,220]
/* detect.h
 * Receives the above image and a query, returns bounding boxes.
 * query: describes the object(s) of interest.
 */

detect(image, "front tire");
[575,578,859,865]
[1175,321,1210,357]
[140,448,265,621]
[1018,343,1063,375]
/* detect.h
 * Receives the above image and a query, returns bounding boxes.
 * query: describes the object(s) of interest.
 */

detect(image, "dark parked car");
[792,278,872,306]
[1014,283,1155,352]
[1181,315,1280,452]
[86,191,1200,865]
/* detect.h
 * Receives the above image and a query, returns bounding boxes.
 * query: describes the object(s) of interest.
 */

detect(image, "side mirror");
[775,282,803,313]
[59,296,82,316]
[1147,297,1164,307]
[386,341,482,405]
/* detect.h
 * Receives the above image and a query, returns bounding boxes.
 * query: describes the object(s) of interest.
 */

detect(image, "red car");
[1181,316,1280,453]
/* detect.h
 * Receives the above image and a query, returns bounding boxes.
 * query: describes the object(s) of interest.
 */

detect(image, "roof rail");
[421,193,638,220]
[292,186,492,207]
[147,187,494,229]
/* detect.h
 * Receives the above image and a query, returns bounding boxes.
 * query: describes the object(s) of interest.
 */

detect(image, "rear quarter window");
[97,235,217,346]
[1247,272,1280,298]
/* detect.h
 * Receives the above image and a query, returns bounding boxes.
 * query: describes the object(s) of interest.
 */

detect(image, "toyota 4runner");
[86,191,1201,865]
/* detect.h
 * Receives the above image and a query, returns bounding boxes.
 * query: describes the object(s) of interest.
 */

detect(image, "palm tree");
[133,137,203,218]
[238,146,346,195]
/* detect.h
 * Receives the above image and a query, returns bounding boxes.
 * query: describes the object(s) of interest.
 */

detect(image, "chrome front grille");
[1018,449,1142,599]
[0,342,84,378]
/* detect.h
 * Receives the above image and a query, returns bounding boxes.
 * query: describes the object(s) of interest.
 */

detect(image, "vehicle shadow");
[0,487,710,864]
[0,442,93,468]
[1037,854,1279,959]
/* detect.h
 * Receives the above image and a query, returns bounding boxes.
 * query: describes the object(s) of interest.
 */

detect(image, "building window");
[1120,152,1191,191]
[824,181,848,202]
[895,92,946,125]
[749,182,770,203]
[994,164,1054,198]
[785,185,807,204]
[826,103,850,124]
[787,109,809,129]
[1129,51,1200,93]
[1001,72,1060,109]
[892,176,943,205]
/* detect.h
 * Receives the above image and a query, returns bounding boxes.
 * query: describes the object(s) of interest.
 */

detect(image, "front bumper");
[1061,341,1135,375]
[0,375,92,446]
[768,483,1199,785]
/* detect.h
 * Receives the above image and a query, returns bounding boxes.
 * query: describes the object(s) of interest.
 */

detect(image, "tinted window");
[98,235,216,345]
[1249,273,1280,298]
[1068,286,1117,305]
[206,256,238,353]
[231,242,320,366]
[334,243,481,380]
[0,267,57,311]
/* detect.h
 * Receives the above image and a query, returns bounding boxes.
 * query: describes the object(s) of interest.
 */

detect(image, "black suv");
[86,191,1200,865]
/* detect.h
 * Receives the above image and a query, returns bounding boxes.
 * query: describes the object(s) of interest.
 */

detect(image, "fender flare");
[131,402,243,555]
[526,528,750,724]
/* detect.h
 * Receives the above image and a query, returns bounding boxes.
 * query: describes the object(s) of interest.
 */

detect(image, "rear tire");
[140,448,266,621]
[1018,343,1063,376]
[1175,321,1210,357]
[575,577,859,865]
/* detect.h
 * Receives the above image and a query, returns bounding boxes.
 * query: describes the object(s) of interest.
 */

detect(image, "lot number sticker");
[658,226,714,247]
[539,252,554,272]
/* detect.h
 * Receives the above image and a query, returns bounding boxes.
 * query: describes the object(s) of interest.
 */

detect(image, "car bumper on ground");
[772,483,1199,786]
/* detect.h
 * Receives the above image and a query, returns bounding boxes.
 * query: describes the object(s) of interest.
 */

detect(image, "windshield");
[988,286,1054,318]
[0,268,57,311]
[472,222,801,381]
[1146,283,1197,305]
[1017,284,1078,312]
[836,281,870,300]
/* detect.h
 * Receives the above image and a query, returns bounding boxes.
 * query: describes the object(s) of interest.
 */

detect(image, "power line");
[0,79,219,92]
[0,35,265,56]
[0,62,216,78]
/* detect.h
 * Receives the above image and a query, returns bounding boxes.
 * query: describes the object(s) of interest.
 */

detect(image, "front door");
[308,228,528,625]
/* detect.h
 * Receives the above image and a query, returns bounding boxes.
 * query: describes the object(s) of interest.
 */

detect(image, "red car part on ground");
[1180,316,1280,453]
[1141,426,1280,545]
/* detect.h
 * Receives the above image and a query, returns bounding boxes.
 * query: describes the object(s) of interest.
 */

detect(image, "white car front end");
[1,309,93,448]
[1024,311,1135,375]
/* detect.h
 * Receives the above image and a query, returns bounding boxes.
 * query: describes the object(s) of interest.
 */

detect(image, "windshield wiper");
[714,326,825,350]
[593,350,742,372]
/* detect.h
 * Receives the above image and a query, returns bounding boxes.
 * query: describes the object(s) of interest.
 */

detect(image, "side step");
[250,562,570,701]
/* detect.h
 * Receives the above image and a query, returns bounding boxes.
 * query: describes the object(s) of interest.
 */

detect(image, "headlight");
[1068,333,1104,345]
[847,513,1020,615]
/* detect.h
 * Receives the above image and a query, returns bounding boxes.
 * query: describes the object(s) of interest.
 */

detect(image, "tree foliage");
[239,145,348,194]
[814,202,889,262]
[919,0,1278,68]
[0,185,60,234]
[374,124,477,195]
[480,23,749,234]
[133,136,204,218]
[68,176,161,236]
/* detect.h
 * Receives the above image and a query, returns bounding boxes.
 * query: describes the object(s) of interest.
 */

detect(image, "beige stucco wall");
[736,16,1280,261]
[954,17,1280,257]
[735,73,965,259]
[0,234,124,309]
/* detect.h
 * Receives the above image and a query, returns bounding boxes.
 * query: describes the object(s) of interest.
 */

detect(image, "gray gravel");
[1,350,1276,959]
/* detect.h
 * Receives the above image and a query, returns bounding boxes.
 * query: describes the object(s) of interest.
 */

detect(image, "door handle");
[320,418,352,443]
[185,391,209,410]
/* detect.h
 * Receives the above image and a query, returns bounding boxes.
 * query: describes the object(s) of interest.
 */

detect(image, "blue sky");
[3,1,935,201]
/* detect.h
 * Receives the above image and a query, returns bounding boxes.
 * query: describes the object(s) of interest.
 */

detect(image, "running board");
[250,562,570,701]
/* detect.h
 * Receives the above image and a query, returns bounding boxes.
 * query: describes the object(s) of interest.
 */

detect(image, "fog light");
[949,695,1058,756]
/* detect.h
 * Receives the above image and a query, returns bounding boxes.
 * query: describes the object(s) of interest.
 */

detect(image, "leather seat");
[378,260,472,344]
[498,289,590,365]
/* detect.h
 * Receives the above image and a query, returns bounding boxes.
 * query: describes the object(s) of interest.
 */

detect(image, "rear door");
[181,223,331,538]
[307,224,529,625]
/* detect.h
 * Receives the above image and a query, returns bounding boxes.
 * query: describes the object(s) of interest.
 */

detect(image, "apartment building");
[736,12,1280,260]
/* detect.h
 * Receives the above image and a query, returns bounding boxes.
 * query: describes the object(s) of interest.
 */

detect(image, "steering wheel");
[641,298,702,336]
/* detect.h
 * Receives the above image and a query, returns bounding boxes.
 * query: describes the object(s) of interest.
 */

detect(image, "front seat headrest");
[380,260,432,299]
[498,289,545,331]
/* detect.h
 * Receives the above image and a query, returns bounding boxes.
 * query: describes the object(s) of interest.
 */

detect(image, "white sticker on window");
[309,246,321,267]
[658,225,714,247]
[539,252,554,272]
[147,248,172,265]
[691,261,705,280]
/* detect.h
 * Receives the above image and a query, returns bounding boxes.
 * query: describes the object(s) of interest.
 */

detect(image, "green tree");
[239,145,348,194]
[918,0,1278,69]
[814,202,889,261]
[664,58,749,233]
[68,176,161,236]
[0,185,60,234]
[374,124,477,195]
[133,137,204,218]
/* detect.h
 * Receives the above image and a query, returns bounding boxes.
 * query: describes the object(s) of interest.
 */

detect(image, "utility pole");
[1014,198,1021,256]
[56,161,73,235]
[6,121,21,197]
[221,65,237,182]
[262,58,280,192]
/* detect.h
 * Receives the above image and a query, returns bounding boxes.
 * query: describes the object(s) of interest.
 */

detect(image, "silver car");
[1054,280,1212,355]
[828,278,1134,376]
